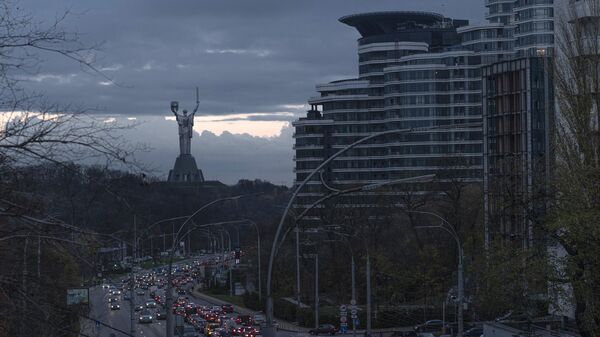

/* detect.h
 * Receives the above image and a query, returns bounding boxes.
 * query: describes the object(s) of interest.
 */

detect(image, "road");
[84,259,316,337]
[86,285,317,337]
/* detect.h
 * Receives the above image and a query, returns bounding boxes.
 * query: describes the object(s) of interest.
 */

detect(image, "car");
[464,327,484,337]
[107,297,118,303]
[242,326,260,337]
[183,325,199,337]
[236,315,253,326]
[139,309,153,323]
[156,310,167,320]
[135,304,144,311]
[222,304,234,313]
[136,289,145,296]
[414,320,447,333]
[146,300,157,308]
[110,303,121,310]
[252,314,266,326]
[214,327,232,337]
[102,284,110,289]
[191,316,206,330]
[309,324,337,335]
[205,323,220,336]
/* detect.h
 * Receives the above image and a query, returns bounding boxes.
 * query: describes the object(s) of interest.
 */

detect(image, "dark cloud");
[17,0,484,117]
[13,0,484,184]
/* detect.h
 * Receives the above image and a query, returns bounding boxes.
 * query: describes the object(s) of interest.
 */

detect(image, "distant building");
[293,12,484,216]
[292,1,556,237]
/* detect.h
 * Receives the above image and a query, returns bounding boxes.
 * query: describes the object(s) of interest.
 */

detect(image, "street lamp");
[165,195,247,337]
[282,174,434,333]
[217,219,263,302]
[264,123,480,337]
[321,232,357,337]
[412,210,464,337]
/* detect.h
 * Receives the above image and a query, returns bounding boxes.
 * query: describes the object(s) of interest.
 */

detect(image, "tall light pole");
[322,232,356,337]
[412,210,464,337]
[166,195,247,337]
[287,175,434,334]
[217,219,263,301]
[263,124,480,337]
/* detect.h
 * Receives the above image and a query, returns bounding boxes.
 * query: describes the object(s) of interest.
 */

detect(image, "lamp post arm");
[406,210,461,249]
[264,123,480,332]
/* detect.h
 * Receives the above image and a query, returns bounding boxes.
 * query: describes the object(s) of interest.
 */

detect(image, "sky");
[16,0,485,185]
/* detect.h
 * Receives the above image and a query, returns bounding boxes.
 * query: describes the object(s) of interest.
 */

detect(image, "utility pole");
[314,253,319,329]
[37,236,41,279]
[228,231,233,296]
[21,238,28,336]
[295,225,301,314]
[366,252,372,337]
[351,255,356,337]
[130,214,137,337]
[457,248,464,337]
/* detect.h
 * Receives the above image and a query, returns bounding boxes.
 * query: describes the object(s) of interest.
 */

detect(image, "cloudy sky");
[17,0,484,185]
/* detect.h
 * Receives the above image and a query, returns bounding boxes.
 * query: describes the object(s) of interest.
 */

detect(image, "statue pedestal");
[167,154,204,183]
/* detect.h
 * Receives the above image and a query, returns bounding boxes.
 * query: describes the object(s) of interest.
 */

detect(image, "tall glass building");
[485,0,555,56]
[292,4,555,224]
[293,12,483,213]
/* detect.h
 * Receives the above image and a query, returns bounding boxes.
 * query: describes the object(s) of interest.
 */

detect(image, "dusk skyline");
[16,0,484,184]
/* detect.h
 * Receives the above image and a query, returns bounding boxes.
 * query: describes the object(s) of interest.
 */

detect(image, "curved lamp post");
[165,195,249,337]
[263,123,480,337]
[411,210,463,337]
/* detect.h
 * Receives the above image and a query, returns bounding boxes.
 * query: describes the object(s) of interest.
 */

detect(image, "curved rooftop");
[339,11,448,37]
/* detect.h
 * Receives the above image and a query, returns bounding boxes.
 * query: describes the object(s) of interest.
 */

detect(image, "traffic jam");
[102,254,262,337]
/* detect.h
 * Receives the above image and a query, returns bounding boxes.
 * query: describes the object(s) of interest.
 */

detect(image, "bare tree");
[0,1,142,336]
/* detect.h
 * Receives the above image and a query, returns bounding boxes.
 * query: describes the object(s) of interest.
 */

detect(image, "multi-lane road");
[83,259,313,337]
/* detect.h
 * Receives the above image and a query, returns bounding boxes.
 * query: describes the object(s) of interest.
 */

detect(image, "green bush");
[242,292,263,311]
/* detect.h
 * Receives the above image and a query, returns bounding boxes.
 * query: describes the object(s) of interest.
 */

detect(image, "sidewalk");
[191,286,309,332]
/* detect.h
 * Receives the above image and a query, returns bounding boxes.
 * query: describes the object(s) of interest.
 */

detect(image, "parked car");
[309,324,337,335]
[464,327,483,337]
[414,320,446,333]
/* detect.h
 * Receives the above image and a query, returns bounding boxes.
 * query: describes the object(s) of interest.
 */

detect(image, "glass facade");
[482,57,554,248]
[484,0,555,56]
[292,6,555,220]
